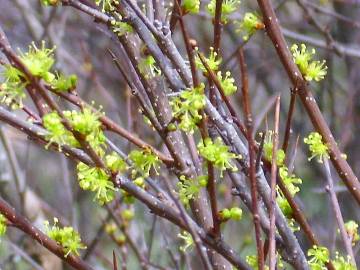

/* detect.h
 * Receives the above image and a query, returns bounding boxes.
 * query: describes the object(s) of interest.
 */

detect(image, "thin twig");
[0,197,94,270]
[323,159,356,267]
[269,96,280,270]
[238,48,264,270]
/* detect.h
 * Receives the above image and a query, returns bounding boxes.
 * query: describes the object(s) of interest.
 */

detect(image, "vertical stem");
[281,83,298,154]
[213,0,223,54]
[238,48,264,270]
[323,159,356,267]
[269,96,280,270]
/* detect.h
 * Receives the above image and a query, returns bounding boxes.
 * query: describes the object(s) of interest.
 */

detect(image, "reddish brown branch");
[0,197,93,270]
[281,83,298,154]
[213,0,224,54]
[197,52,247,136]
[238,49,264,270]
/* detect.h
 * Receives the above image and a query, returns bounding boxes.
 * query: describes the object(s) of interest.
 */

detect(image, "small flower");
[40,0,60,5]
[263,131,286,166]
[198,137,241,177]
[111,14,133,36]
[279,167,302,196]
[178,231,193,252]
[51,73,77,92]
[236,12,264,41]
[246,254,283,270]
[276,190,292,218]
[105,152,127,173]
[128,149,161,177]
[344,220,359,245]
[291,44,314,72]
[304,132,329,163]
[216,71,237,96]
[0,214,7,236]
[64,107,106,155]
[291,44,327,82]
[304,60,328,82]
[195,47,222,73]
[332,252,356,270]
[95,0,119,13]
[42,112,79,150]
[77,162,116,205]
[19,41,55,79]
[0,81,27,109]
[138,55,161,78]
[207,0,241,23]
[44,218,86,257]
[177,175,207,206]
[182,0,200,14]
[64,107,102,136]
[170,83,206,134]
[307,245,329,270]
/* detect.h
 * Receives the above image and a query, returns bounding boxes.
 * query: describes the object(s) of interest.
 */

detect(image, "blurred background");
[0,0,359,269]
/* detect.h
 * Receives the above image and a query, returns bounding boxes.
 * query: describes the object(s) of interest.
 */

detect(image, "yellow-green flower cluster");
[0,214,7,237]
[43,107,106,155]
[344,220,359,246]
[170,83,206,134]
[198,137,240,177]
[207,0,241,23]
[43,107,124,205]
[195,47,221,74]
[0,41,77,109]
[178,231,193,252]
[182,0,200,14]
[105,152,127,173]
[304,132,329,163]
[216,71,238,96]
[307,245,329,270]
[95,0,119,13]
[110,13,133,37]
[246,254,283,270]
[237,12,264,41]
[129,149,160,177]
[262,131,302,228]
[333,253,356,270]
[177,175,208,206]
[40,0,60,6]
[77,162,116,205]
[291,44,327,82]
[263,131,286,166]
[138,55,161,78]
[44,218,86,257]
[279,167,302,196]
[42,112,79,150]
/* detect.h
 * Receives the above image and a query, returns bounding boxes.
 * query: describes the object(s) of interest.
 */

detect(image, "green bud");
[219,208,231,221]
[230,207,242,221]
[167,123,177,132]
[122,209,135,221]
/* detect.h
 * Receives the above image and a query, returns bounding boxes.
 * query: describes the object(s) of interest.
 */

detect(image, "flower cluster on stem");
[44,218,86,257]
[291,44,327,82]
